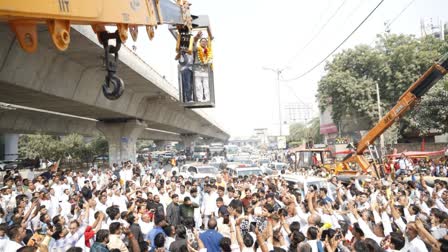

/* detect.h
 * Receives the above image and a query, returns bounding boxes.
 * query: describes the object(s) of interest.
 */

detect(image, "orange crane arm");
[355,53,448,155]
[342,53,448,175]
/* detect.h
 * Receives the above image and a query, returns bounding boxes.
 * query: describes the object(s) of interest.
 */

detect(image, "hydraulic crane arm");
[0,0,204,100]
[0,0,190,51]
[343,52,448,174]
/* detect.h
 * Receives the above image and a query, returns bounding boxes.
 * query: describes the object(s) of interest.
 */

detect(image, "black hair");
[390,232,405,250]
[288,231,305,252]
[439,238,448,252]
[154,233,165,248]
[353,240,368,252]
[264,203,275,213]
[7,224,22,240]
[307,226,319,240]
[109,222,121,234]
[220,237,232,252]
[16,247,37,252]
[364,238,385,252]
[290,222,301,233]
[126,213,136,225]
[243,232,254,247]
[175,225,187,239]
[66,248,83,252]
[96,229,110,242]
[52,215,61,226]
[163,225,174,236]
[106,206,120,220]
[155,214,166,225]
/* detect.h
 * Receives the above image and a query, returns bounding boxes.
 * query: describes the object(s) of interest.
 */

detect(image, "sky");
[126,0,448,138]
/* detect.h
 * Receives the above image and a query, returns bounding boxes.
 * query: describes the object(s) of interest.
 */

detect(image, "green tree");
[288,117,322,145]
[88,135,108,158]
[19,133,109,163]
[317,34,448,139]
[137,139,153,151]
[19,134,65,160]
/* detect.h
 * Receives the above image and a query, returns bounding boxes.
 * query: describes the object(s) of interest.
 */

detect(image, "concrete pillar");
[1,134,19,161]
[181,134,197,150]
[97,120,147,165]
[180,134,197,158]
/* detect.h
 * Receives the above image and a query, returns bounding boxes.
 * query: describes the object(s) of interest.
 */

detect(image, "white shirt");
[400,236,428,252]
[306,240,319,252]
[138,219,153,239]
[201,191,218,216]
[4,240,22,252]
[165,236,175,251]
[96,201,109,214]
[111,194,128,213]
[0,236,9,252]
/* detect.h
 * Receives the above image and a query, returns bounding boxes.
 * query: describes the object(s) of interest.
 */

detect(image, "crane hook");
[99,31,125,100]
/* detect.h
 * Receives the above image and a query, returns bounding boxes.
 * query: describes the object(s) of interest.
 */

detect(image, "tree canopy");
[19,133,108,162]
[317,34,448,139]
[288,117,322,146]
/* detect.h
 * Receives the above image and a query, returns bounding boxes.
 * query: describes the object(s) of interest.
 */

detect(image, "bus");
[225,145,239,162]
[192,145,209,161]
[209,143,225,155]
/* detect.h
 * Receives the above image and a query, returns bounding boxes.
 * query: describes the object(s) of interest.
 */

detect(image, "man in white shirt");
[201,184,218,229]
[400,222,428,252]
[96,194,109,214]
[190,188,202,229]
[4,225,25,251]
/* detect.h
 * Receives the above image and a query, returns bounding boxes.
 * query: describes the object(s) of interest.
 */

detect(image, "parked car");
[0,160,18,171]
[179,164,218,180]
[277,174,329,195]
[228,166,263,177]
[209,156,227,169]
[260,166,274,175]
[270,162,288,171]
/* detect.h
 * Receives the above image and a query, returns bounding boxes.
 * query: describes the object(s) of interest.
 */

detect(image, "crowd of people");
[0,158,447,252]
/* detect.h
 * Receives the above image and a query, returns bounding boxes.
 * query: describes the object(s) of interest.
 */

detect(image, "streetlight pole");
[375,82,385,154]
[263,67,284,137]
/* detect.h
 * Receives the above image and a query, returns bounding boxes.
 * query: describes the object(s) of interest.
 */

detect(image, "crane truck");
[0,0,212,100]
[341,52,448,178]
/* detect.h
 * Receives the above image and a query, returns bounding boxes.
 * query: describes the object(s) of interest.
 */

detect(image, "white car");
[209,156,227,169]
[270,162,288,171]
[228,166,263,177]
[179,164,218,180]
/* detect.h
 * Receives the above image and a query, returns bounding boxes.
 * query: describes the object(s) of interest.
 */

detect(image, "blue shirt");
[147,226,165,252]
[199,229,223,252]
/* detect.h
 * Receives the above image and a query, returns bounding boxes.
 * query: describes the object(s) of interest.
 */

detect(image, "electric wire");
[281,0,386,82]
[285,0,349,67]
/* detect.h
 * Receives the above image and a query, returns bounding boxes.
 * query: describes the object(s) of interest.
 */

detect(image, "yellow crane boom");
[0,0,202,100]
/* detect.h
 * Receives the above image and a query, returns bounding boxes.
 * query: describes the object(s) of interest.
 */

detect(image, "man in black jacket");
[169,225,187,252]
[179,196,199,224]
[166,194,180,226]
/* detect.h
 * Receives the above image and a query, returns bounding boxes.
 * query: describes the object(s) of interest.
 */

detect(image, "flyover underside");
[0,24,228,140]
[0,109,181,141]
